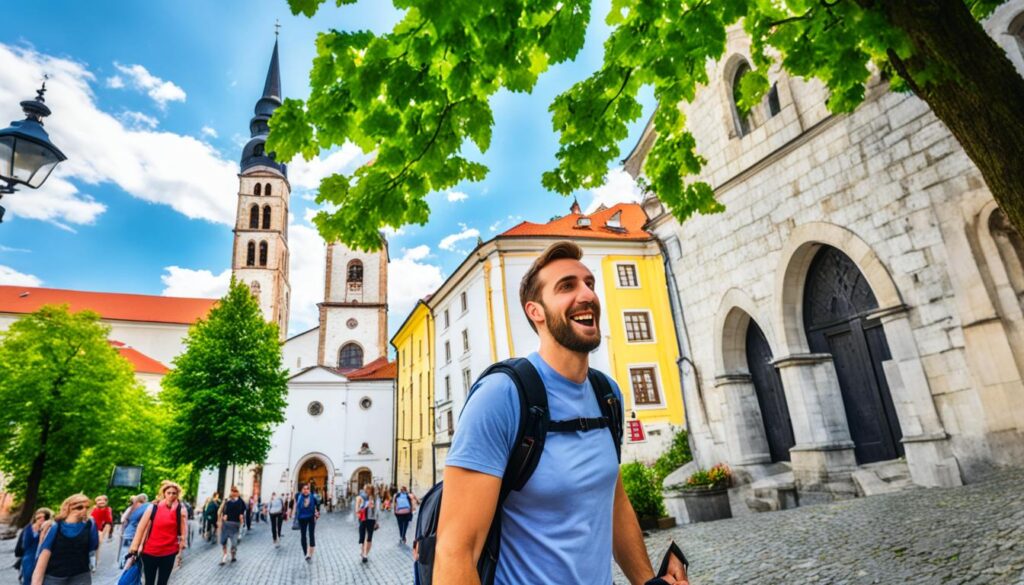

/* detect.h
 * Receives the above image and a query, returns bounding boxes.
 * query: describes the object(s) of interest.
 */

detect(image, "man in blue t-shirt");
[435,241,688,585]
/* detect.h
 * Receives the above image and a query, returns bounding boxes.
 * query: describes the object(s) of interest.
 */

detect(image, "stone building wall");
[630,3,1024,496]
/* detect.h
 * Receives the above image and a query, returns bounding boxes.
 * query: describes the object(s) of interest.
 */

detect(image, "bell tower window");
[262,205,272,229]
[259,241,268,267]
[253,183,261,196]
[347,260,364,283]
[246,241,256,266]
[731,61,753,137]
[265,183,272,196]
[249,205,259,229]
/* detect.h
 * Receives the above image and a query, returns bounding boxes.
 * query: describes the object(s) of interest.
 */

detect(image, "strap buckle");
[580,417,589,432]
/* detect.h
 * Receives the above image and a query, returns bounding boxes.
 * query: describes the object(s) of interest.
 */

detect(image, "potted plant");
[622,461,677,530]
[677,463,732,523]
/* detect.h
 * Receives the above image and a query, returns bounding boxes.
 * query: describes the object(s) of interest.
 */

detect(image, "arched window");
[259,241,268,267]
[731,61,753,137]
[265,183,272,197]
[253,183,262,196]
[246,241,256,267]
[262,205,272,229]
[347,260,364,283]
[249,204,259,229]
[339,343,364,369]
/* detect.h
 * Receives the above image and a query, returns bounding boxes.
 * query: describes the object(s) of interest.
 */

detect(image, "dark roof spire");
[241,35,287,177]
[262,37,282,102]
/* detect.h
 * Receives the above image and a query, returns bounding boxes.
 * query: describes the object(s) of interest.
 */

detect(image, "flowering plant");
[684,463,731,490]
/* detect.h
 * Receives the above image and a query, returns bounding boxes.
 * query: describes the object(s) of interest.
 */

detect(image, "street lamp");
[0,82,67,223]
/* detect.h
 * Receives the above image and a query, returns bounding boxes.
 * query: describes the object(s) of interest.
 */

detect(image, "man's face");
[529,258,602,353]
[302,485,310,495]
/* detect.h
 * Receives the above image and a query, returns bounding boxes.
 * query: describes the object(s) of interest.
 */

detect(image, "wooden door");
[745,320,795,462]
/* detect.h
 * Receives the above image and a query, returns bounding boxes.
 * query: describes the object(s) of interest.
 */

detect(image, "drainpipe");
[655,237,714,468]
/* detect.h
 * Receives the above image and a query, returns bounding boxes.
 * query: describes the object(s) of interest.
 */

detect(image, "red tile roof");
[346,357,398,380]
[109,340,170,375]
[500,202,651,241]
[0,286,217,325]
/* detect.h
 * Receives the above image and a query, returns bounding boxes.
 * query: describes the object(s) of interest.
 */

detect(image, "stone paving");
[3,468,1023,584]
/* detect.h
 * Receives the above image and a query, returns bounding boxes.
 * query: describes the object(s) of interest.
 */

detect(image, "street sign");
[109,465,143,489]
[626,419,647,443]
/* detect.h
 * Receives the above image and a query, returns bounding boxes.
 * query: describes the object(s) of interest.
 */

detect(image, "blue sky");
[0,0,654,338]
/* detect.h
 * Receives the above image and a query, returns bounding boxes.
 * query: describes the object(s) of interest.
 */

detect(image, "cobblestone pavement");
[3,469,1023,584]
[616,467,1024,585]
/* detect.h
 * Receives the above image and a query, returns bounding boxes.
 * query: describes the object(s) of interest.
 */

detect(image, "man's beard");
[544,302,601,353]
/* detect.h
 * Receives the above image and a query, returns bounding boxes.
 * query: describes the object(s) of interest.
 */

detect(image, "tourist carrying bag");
[413,358,623,585]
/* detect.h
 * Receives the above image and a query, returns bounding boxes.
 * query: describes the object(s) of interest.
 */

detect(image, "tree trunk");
[217,462,228,497]
[15,450,47,527]
[882,0,1024,234]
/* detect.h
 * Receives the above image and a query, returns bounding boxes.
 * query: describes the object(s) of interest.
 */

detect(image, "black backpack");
[414,358,623,585]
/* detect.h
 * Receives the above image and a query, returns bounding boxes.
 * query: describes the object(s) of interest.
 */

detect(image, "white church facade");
[199,38,395,502]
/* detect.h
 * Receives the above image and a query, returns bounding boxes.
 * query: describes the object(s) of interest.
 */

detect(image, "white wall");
[283,327,319,375]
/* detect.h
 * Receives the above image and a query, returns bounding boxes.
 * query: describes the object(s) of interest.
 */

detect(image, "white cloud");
[381,225,406,237]
[201,126,218,139]
[446,190,468,203]
[288,143,366,190]
[113,62,186,108]
[0,245,31,253]
[388,246,444,323]
[0,44,238,226]
[160,266,230,298]
[585,167,645,213]
[105,75,124,89]
[489,214,523,233]
[119,111,158,130]
[0,265,42,286]
[286,220,328,334]
[439,223,480,252]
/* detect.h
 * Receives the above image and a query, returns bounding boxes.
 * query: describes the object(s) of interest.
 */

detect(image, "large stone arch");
[294,452,335,496]
[715,288,780,376]
[773,222,961,489]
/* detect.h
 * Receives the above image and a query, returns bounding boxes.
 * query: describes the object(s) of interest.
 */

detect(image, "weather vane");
[275,19,281,38]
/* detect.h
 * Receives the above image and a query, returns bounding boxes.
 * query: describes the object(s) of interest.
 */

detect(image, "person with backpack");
[17,507,53,584]
[201,493,220,543]
[119,494,148,569]
[393,486,417,545]
[294,483,320,561]
[427,241,689,585]
[31,494,98,585]
[126,481,188,585]
[217,487,246,565]
[355,484,377,563]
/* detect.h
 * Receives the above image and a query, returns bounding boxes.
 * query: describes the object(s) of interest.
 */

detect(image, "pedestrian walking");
[201,493,220,543]
[356,484,378,563]
[31,493,98,585]
[244,496,253,532]
[127,481,188,585]
[17,507,53,584]
[218,486,246,565]
[429,241,689,584]
[393,486,417,545]
[267,492,284,547]
[88,495,113,570]
[118,494,148,569]
[294,483,320,561]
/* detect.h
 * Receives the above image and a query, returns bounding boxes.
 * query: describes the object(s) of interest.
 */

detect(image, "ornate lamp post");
[0,83,67,223]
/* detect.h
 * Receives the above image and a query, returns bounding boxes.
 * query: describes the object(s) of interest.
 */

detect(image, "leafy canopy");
[162,278,288,473]
[272,0,1008,250]
[0,305,175,510]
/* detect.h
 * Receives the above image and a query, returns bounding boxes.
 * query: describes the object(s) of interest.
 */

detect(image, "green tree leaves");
[161,279,288,485]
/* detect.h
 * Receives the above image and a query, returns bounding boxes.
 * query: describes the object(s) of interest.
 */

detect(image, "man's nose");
[577,286,599,306]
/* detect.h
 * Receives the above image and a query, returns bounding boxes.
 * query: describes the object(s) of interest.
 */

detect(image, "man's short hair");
[519,241,584,332]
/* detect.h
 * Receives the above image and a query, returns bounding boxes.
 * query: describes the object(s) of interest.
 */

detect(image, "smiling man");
[433,241,687,585]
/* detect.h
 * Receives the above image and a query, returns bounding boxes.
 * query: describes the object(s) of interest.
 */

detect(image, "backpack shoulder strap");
[588,369,623,462]
[471,358,548,502]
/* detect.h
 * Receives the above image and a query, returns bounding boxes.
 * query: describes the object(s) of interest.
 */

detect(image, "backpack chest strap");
[548,417,609,433]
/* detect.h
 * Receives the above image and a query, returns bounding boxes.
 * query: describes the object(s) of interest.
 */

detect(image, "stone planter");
[637,515,677,530]
[680,485,732,523]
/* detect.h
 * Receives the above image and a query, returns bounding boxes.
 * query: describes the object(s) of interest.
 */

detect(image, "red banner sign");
[626,419,647,443]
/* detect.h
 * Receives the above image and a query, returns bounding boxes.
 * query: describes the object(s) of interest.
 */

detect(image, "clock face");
[347,318,358,329]
[307,401,323,416]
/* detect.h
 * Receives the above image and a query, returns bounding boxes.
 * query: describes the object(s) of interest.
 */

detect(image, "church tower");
[231,37,291,339]
[317,240,389,369]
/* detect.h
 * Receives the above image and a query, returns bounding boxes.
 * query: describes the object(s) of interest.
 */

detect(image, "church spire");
[241,34,286,176]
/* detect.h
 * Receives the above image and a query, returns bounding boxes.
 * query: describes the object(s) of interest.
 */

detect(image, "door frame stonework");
[773,223,961,490]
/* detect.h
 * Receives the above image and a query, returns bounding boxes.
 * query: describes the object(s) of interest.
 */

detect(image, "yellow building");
[390,299,436,494]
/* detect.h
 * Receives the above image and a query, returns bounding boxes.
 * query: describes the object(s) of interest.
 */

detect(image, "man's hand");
[662,554,689,585]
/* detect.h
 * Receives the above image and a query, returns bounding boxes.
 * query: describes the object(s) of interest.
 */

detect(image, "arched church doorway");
[745,320,794,462]
[297,457,329,499]
[350,467,373,495]
[803,245,903,464]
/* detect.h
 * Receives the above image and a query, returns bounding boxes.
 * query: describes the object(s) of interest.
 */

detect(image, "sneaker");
[361,556,368,564]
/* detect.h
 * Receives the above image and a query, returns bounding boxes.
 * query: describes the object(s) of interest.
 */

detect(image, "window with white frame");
[617,264,639,287]
[460,291,468,312]
[444,375,451,401]
[461,329,469,352]
[462,367,472,394]
[623,311,653,342]
[630,367,662,406]
[445,341,451,363]
[447,410,455,437]
[444,309,450,329]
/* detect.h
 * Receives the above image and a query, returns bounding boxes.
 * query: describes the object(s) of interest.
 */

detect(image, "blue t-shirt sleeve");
[39,525,57,552]
[445,372,521,478]
[89,521,98,552]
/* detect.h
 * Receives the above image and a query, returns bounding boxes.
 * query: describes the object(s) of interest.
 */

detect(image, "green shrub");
[621,461,666,518]
[685,463,732,489]
[652,428,693,484]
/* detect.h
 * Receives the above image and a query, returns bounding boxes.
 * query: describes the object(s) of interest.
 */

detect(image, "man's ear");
[524,300,545,328]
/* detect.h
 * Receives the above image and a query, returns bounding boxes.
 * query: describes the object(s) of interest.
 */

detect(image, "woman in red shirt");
[128,481,188,585]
